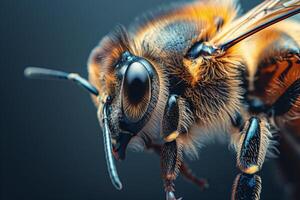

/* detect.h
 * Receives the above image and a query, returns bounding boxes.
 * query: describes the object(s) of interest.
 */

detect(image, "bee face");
[88,28,171,159]
[111,52,161,136]
[110,58,160,159]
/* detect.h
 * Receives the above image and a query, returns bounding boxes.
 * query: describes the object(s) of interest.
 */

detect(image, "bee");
[24,0,300,199]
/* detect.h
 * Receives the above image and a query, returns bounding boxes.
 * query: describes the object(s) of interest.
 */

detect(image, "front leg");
[161,94,184,200]
[161,140,183,200]
[232,173,262,200]
[146,143,208,190]
[231,116,273,200]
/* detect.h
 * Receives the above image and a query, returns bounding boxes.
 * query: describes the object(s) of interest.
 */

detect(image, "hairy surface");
[88,0,300,159]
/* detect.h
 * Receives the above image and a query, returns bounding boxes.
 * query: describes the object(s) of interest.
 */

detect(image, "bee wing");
[212,0,300,49]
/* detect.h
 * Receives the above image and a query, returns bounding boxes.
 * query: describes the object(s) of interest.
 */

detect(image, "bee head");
[102,51,159,161]
[88,26,168,160]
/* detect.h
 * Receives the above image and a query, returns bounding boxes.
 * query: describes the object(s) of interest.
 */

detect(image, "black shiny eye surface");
[122,61,151,122]
[124,62,149,104]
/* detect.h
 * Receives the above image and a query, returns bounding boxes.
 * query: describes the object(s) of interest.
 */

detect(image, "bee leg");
[146,143,208,190]
[231,116,272,200]
[161,140,183,200]
[160,94,184,200]
[232,173,262,200]
[179,162,209,190]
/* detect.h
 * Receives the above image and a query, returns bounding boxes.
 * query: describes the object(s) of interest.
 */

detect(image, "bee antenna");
[25,67,122,189]
[24,67,99,96]
[102,101,123,190]
[220,7,300,51]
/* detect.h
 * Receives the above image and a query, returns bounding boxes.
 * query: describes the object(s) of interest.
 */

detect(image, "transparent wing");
[213,0,300,49]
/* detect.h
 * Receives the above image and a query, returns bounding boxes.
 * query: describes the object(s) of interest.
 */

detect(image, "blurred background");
[0,0,295,199]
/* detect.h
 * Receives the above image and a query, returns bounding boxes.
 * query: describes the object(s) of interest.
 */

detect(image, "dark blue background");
[1,0,286,199]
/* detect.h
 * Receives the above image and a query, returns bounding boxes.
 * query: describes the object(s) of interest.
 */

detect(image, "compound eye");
[122,61,151,122]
